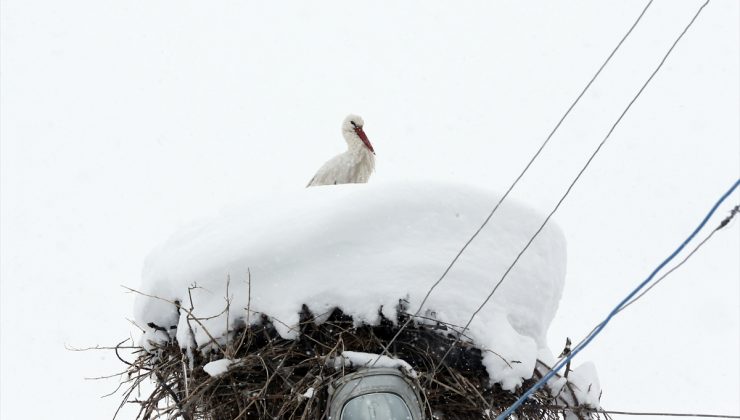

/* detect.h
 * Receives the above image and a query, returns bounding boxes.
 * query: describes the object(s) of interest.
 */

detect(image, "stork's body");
[307,115,375,187]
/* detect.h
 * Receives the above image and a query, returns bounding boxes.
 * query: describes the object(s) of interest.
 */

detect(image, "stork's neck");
[343,131,373,156]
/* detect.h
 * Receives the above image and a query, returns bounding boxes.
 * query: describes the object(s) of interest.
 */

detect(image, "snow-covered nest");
[126,181,602,418]
[122,307,600,419]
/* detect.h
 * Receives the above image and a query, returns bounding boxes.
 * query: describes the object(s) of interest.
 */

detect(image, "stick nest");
[117,306,606,420]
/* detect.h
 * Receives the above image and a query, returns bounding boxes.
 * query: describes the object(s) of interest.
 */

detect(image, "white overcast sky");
[1,0,738,419]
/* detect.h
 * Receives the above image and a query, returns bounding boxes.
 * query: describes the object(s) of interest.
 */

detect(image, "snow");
[141,330,170,354]
[203,358,234,377]
[543,360,602,410]
[135,180,567,390]
[568,362,601,407]
[329,351,418,379]
[302,387,315,399]
[2,1,738,419]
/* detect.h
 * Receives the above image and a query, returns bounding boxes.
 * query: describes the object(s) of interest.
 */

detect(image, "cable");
[377,0,655,360]
[595,409,740,419]
[512,205,738,420]
[434,0,714,381]
[618,222,714,314]
[543,405,740,419]
[563,202,739,398]
[573,223,720,352]
[497,176,739,419]
[583,203,736,343]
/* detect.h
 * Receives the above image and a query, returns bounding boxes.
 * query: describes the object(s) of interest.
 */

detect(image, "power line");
[543,405,740,419]
[377,0,655,361]
[618,205,739,314]
[497,177,737,420]
[495,4,721,415]
[437,0,714,382]
[553,201,739,417]
[619,231,716,312]
[596,410,740,419]
[498,180,735,418]
[568,205,737,360]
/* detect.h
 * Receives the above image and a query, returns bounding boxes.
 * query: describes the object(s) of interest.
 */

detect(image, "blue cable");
[496,178,740,420]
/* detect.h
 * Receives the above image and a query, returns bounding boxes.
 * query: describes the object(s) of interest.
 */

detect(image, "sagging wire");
[437,0,714,387]
[377,0,656,362]
[497,177,739,420]
[618,204,739,314]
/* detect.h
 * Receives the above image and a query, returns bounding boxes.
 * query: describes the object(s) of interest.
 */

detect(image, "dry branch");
[108,298,603,420]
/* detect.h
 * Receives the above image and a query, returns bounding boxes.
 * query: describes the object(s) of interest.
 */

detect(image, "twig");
[122,285,225,354]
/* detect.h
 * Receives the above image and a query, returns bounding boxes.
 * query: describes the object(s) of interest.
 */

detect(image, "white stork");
[307,114,375,187]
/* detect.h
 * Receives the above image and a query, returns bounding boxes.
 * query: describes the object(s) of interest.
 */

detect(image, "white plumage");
[307,114,375,187]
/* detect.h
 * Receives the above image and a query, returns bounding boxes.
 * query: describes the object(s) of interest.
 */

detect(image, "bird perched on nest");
[307,114,375,187]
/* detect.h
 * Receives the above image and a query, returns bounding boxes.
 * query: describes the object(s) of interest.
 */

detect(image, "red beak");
[355,127,375,154]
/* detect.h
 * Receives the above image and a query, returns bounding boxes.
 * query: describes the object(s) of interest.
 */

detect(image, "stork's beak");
[355,127,375,154]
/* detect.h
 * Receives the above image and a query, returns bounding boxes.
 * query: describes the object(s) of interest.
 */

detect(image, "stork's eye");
[350,121,357,128]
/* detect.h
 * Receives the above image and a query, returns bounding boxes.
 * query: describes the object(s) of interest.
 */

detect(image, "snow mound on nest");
[134,181,566,390]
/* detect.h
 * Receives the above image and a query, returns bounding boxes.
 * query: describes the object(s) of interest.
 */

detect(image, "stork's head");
[342,114,375,154]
